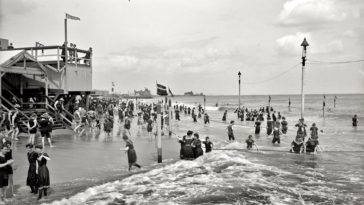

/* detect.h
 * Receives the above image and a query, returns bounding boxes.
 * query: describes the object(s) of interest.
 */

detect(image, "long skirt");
[26,163,38,187]
[38,165,50,189]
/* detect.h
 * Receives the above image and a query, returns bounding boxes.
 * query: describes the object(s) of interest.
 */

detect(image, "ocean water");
[47,94,364,205]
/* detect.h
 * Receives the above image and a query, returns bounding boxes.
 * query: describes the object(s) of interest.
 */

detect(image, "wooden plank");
[0,66,44,75]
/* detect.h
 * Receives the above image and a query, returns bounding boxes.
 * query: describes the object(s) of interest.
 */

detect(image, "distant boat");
[184,91,203,96]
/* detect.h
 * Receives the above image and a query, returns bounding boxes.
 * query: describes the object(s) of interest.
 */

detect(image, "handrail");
[0,103,30,130]
[2,83,22,105]
[46,103,73,126]
[46,96,74,120]
[0,96,30,120]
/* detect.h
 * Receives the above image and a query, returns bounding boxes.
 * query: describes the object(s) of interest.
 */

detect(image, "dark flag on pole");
[168,88,174,97]
[66,13,81,20]
[157,83,168,96]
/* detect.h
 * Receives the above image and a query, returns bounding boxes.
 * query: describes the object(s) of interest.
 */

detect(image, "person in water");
[27,113,38,145]
[222,110,227,122]
[272,127,281,144]
[26,144,38,194]
[191,133,203,158]
[281,117,288,134]
[35,145,50,200]
[177,131,195,160]
[121,133,141,171]
[290,137,304,154]
[204,113,210,124]
[266,116,273,135]
[246,135,259,151]
[227,121,235,141]
[352,114,358,127]
[203,136,213,153]
[295,118,307,141]
[0,145,13,203]
[254,119,261,134]
[306,123,322,153]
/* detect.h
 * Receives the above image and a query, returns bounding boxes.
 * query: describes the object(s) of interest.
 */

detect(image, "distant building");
[134,88,152,98]
[0,38,9,50]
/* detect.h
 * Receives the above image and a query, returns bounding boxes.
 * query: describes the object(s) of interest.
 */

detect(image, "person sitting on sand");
[246,135,259,151]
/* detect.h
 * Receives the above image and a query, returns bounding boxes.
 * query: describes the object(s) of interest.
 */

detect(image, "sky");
[1,0,364,95]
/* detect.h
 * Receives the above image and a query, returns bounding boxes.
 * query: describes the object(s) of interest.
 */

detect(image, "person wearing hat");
[120,134,141,171]
[26,144,38,194]
[35,145,50,200]
[54,98,65,122]
[177,130,195,160]
[27,113,38,145]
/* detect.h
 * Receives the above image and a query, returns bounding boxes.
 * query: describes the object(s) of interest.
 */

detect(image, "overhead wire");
[244,63,301,85]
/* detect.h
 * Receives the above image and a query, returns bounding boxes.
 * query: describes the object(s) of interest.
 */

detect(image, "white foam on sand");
[45,142,355,205]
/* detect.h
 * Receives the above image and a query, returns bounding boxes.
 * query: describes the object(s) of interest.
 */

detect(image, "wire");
[244,63,301,85]
[308,59,364,64]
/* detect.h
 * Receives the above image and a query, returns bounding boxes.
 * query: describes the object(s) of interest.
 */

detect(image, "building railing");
[1,45,92,71]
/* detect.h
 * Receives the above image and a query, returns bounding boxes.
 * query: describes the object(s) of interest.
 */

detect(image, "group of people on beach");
[177,130,213,160]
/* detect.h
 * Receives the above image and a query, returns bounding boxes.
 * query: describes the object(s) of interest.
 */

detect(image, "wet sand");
[9,117,184,204]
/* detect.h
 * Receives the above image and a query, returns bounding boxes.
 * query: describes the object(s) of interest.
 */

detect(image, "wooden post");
[85,93,90,111]
[156,103,162,163]
[168,98,172,136]
[57,47,60,71]
[0,72,3,106]
[45,76,48,108]
[20,78,23,106]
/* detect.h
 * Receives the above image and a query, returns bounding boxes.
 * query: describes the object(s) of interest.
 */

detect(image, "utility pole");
[300,38,309,119]
[238,71,241,110]
[156,103,162,163]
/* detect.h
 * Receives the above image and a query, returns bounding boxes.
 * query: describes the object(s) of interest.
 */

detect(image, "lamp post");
[300,38,309,119]
[238,71,241,110]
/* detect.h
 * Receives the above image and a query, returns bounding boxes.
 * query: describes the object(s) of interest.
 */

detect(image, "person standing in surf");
[204,113,210,124]
[0,145,13,203]
[272,127,281,144]
[254,119,261,134]
[27,113,38,145]
[352,114,358,127]
[227,121,235,141]
[246,135,259,151]
[26,144,38,194]
[121,134,141,171]
[281,117,288,134]
[222,110,227,122]
[147,117,153,141]
[290,137,304,154]
[191,133,203,158]
[35,145,50,200]
[203,137,213,153]
[177,131,195,160]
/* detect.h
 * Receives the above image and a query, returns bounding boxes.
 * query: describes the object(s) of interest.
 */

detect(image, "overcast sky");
[1,0,363,95]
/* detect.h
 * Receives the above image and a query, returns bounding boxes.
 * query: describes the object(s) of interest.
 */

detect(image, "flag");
[157,83,168,96]
[168,88,174,97]
[66,13,80,20]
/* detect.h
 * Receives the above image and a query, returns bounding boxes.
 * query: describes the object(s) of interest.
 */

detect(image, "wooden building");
[0,44,93,131]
